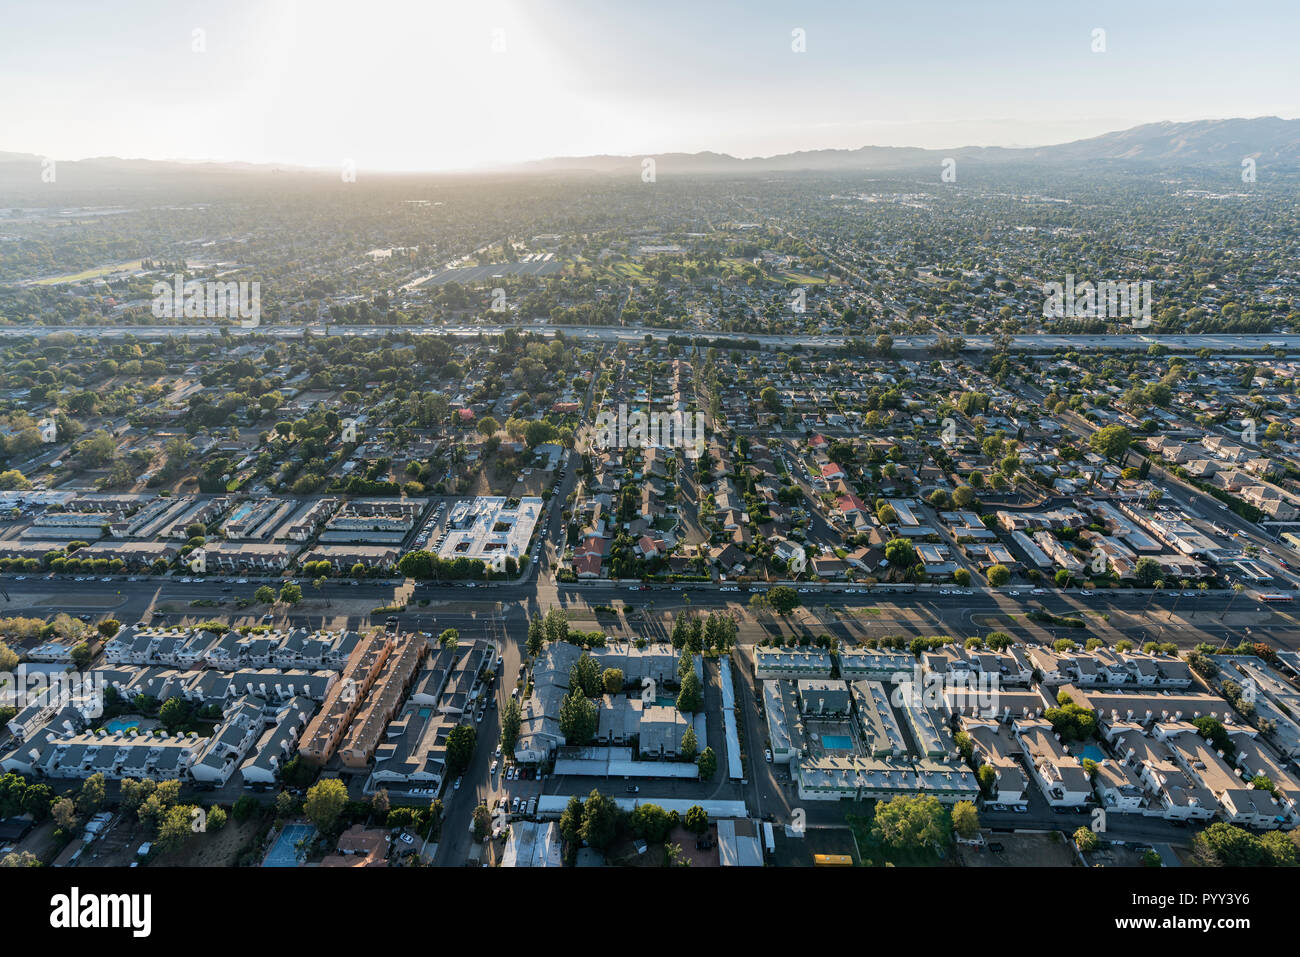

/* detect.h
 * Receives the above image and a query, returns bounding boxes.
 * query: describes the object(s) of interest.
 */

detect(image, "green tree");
[255,585,276,604]
[446,724,477,776]
[680,726,699,760]
[559,794,584,845]
[873,794,948,851]
[1074,826,1100,852]
[472,803,492,842]
[684,804,709,835]
[559,687,597,746]
[51,797,76,831]
[676,669,704,713]
[629,803,675,843]
[951,800,979,839]
[74,773,106,818]
[1089,425,1132,461]
[569,653,602,697]
[987,564,1011,587]
[697,746,717,780]
[579,789,619,850]
[767,585,801,615]
[883,538,917,575]
[155,804,198,852]
[158,696,191,731]
[499,697,522,755]
[526,614,545,657]
[543,607,569,645]
[279,582,303,604]
[1193,822,1271,866]
[303,778,348,832]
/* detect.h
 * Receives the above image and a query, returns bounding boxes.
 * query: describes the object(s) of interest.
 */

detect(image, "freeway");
[1,322,1298,355]
[1,571,1294,649]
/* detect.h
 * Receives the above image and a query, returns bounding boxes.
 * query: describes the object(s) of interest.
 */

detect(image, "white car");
[490,759,499,775]
[453,777,462,790]
[765,749,773,762]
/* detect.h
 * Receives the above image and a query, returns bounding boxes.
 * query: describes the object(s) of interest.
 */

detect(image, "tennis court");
[263,823,315,867]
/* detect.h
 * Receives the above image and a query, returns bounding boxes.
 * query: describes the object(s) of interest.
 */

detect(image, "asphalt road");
[3,322,1299,356]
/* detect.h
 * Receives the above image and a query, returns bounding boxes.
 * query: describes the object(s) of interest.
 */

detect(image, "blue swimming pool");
[1077,745,1106,763]
[103,718,141,733]
[821,734,853,750]
[263,824,315,867]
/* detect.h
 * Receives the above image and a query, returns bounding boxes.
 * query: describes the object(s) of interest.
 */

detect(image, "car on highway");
[453,777,462,790]
[626,785,639,793]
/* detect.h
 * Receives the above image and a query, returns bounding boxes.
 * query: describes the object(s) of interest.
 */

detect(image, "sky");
[1,0,1297,171]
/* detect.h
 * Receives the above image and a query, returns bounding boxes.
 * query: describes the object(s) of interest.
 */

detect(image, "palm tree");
[1168,579,1191,621]
[1145,579,1164,615]
[1220,583,1245,621]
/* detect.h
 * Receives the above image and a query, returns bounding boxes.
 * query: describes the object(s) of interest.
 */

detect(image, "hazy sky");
[3,0,1297,171]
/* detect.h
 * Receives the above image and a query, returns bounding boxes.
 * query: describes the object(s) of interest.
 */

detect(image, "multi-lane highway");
[2,570,1292,649]
[2,322,1298,355]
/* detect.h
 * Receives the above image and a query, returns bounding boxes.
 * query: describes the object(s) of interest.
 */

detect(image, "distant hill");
[513,116,1300,174]
[2,117,1298,186]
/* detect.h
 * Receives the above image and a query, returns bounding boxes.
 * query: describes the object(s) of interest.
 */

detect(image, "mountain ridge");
[2,116,1298,181]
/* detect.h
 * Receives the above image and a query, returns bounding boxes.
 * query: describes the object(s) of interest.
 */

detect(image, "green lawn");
[32,259,144,285]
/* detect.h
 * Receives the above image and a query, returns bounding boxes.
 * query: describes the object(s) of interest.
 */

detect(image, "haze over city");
[3,0,1299,170]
